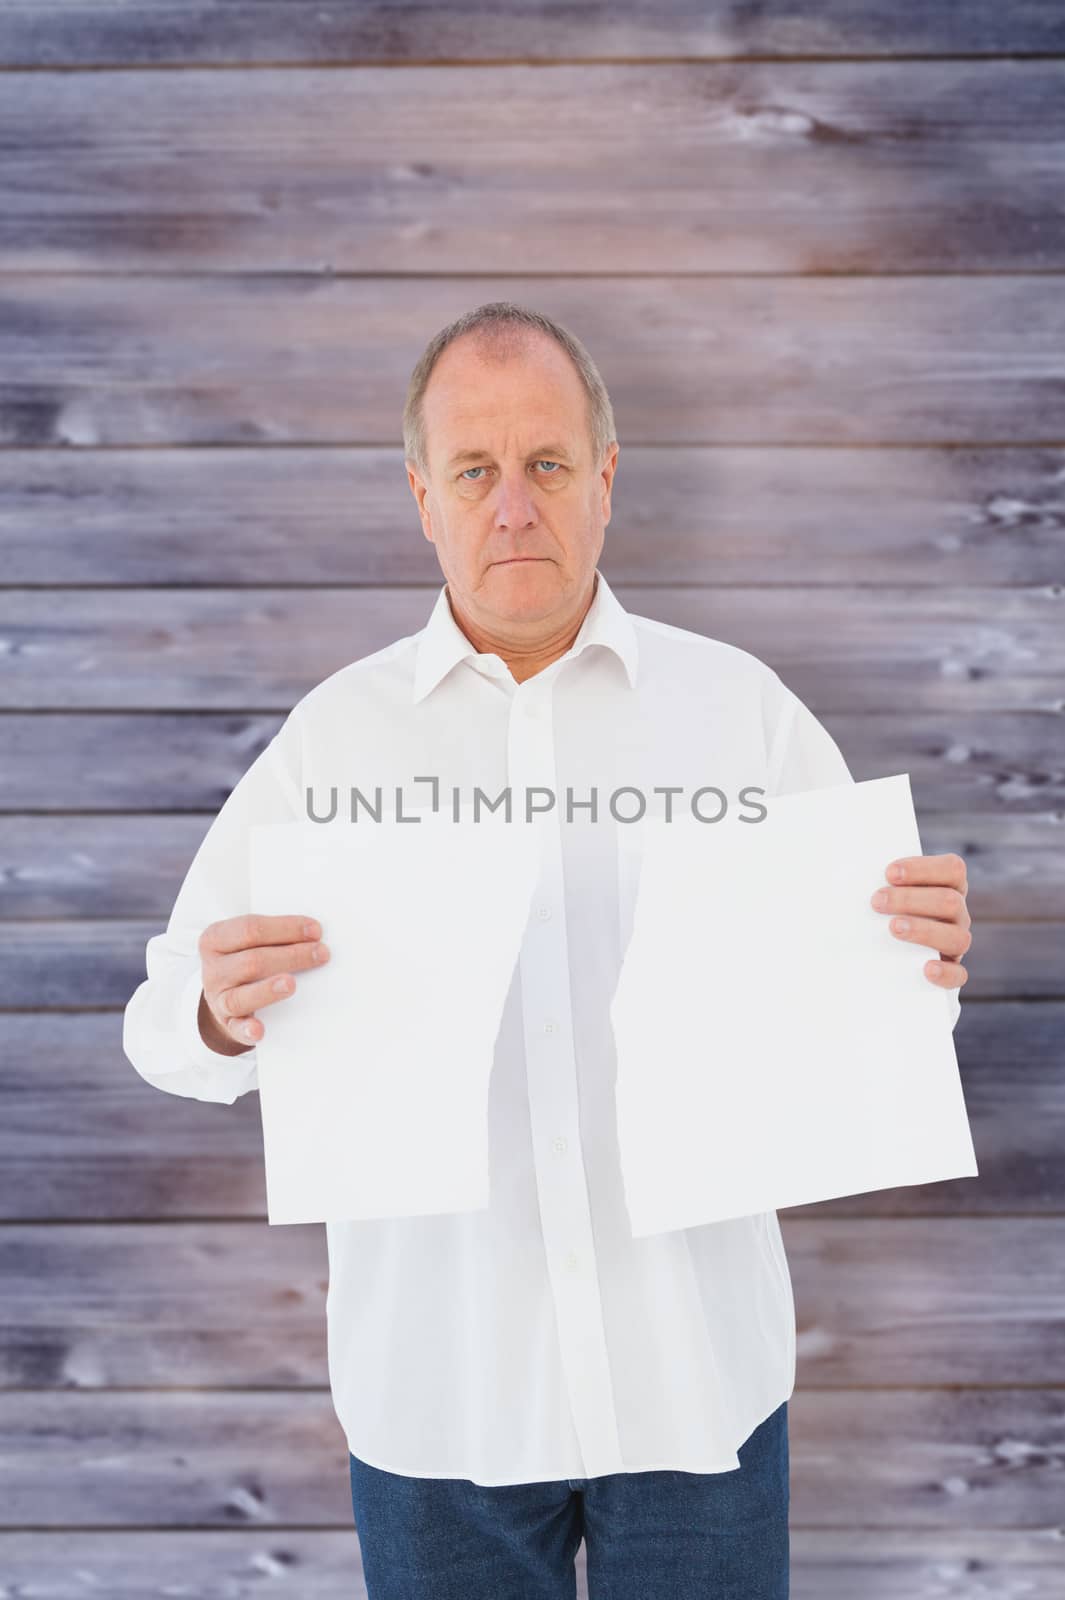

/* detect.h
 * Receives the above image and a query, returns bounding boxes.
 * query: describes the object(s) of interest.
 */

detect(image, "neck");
[448,573,597,685]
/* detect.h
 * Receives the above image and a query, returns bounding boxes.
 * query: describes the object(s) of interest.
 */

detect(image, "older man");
[124,302,971,1600]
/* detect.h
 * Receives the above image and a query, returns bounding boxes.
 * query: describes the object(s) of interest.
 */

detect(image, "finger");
[207,941,331,1046]
[211,998,265,1047]
[213,968,305,1036]
[923,957,969,989]
[871,885,969,926]
[885,853,967,893]
[886,914,973,960]
[203,977,263,1046]
[211,936,330,994]
[200,913,322,959]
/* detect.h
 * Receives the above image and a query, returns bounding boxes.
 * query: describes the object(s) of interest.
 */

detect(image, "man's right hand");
[196,914,330,1056]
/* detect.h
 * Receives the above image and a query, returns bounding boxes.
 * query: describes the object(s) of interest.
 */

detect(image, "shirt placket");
[508,674,624,1479]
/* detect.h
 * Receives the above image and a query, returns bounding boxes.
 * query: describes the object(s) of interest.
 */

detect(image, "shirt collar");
[412,566,639,705]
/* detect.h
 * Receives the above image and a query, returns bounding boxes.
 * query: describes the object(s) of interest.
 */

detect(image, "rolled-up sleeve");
[122,709,305,1102]
[763,673,962,1031]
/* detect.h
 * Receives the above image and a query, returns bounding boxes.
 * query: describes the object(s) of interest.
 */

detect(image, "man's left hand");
[870,853,972,990]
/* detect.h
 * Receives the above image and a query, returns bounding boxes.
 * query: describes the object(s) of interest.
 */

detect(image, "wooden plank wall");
[1,2,1063,1594]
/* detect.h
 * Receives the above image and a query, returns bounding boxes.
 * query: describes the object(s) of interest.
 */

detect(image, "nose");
[492,472,539,528]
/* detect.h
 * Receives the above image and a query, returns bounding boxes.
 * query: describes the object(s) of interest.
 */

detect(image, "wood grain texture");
[4,811,1059,919]
[2,711,1060,812]
[2,62,1065,272]
[3,277,1065,448]
[2,2,1062,1584]
[0,915,1058,1009]
[0,1216,1061,1389]
[1,1388,1063,1527]
[0,1529,1061,1600]
[4,445,1065,588]
[1,585,1063,713]
[0,1004,1059,1221]
[0,713,285,811]
[2,1,1064,68]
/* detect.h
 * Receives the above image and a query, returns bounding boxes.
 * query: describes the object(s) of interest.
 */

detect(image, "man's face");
[407,332,618,631]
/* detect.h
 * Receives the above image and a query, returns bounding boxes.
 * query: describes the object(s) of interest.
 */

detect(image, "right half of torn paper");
[609,773,979,1238]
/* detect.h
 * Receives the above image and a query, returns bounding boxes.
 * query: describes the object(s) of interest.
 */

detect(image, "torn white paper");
[610,773,978,1237]
[248,814,540,1225]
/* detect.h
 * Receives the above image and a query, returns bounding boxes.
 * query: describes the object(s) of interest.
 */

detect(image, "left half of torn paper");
[248,814,541,1225]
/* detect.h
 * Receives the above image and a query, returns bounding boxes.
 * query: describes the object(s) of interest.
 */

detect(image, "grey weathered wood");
[4,811,1057,919]
[0,1004,1060,1221]
[0,713,284,811]
[2,712,1060,813]
[0,815,213,917]
[0,1529,1061,1600]
[0,11,1060,1591]
[2,62,1065,272]
[785,1218,1065,1384]
[0,917,1059,1009]
[1,2,1062,68]
[0,1012,269,1221]
[3,278,1065,448]
[1,1388,1063,1526]
[0,1531,373,1600]
[4,446,1064,589]
[788,1531,1065,1600]
[0,1221,330,1390]
[1,1217,1061,1390]
[1,587,1062,713]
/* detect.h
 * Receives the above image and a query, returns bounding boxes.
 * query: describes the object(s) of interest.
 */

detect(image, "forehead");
[423,333,587,447]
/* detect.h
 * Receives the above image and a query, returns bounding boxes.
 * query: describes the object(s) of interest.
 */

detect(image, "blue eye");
[459,461,563,481]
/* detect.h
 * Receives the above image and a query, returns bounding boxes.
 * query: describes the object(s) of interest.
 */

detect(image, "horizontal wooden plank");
[0,1221,329,1390]
[7,1528,1065,1600]
[2,1388,1063,1527]
[2,712,1061,814]
[0,917,1059,1009]
[2,278,1065,448]
[4,811,1059,920]
[1,1217,1061,1390]
[0,1530,369,1600]
[787,1531,1065,1600]
[0,1004,1060,1220]
[2,2,1063,68]
[0,1529,1060,1600]
[4,444,1065,588]
[2,587,1062,714]
[0,815,212,918]
[785,1218,1065,1384]
[0,1390,352,1527]
[2,63,1065,272]
[0,712,284,811]
[0,1012,268,1221]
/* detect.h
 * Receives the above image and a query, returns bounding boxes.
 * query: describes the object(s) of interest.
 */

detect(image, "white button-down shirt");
[123,567,960,1486]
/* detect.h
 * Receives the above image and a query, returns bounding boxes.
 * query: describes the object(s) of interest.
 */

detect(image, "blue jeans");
[348,1399,789,1598]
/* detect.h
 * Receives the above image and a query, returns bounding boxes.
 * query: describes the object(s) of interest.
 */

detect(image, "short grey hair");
[403,300,617,481]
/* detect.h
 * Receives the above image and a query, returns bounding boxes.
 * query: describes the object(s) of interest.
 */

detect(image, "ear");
[406,463,435,543]
[599,442,620,522]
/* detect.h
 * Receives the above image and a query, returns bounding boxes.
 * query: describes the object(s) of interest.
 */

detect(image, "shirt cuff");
[176,965,260,1102]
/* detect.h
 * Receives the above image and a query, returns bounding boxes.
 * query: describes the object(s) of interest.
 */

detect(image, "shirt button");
[564,1251,579,1271]
[523,702,541,720]
[552,1135,568,1156]
[543,1019,557,1035]
[536,904,552,921]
